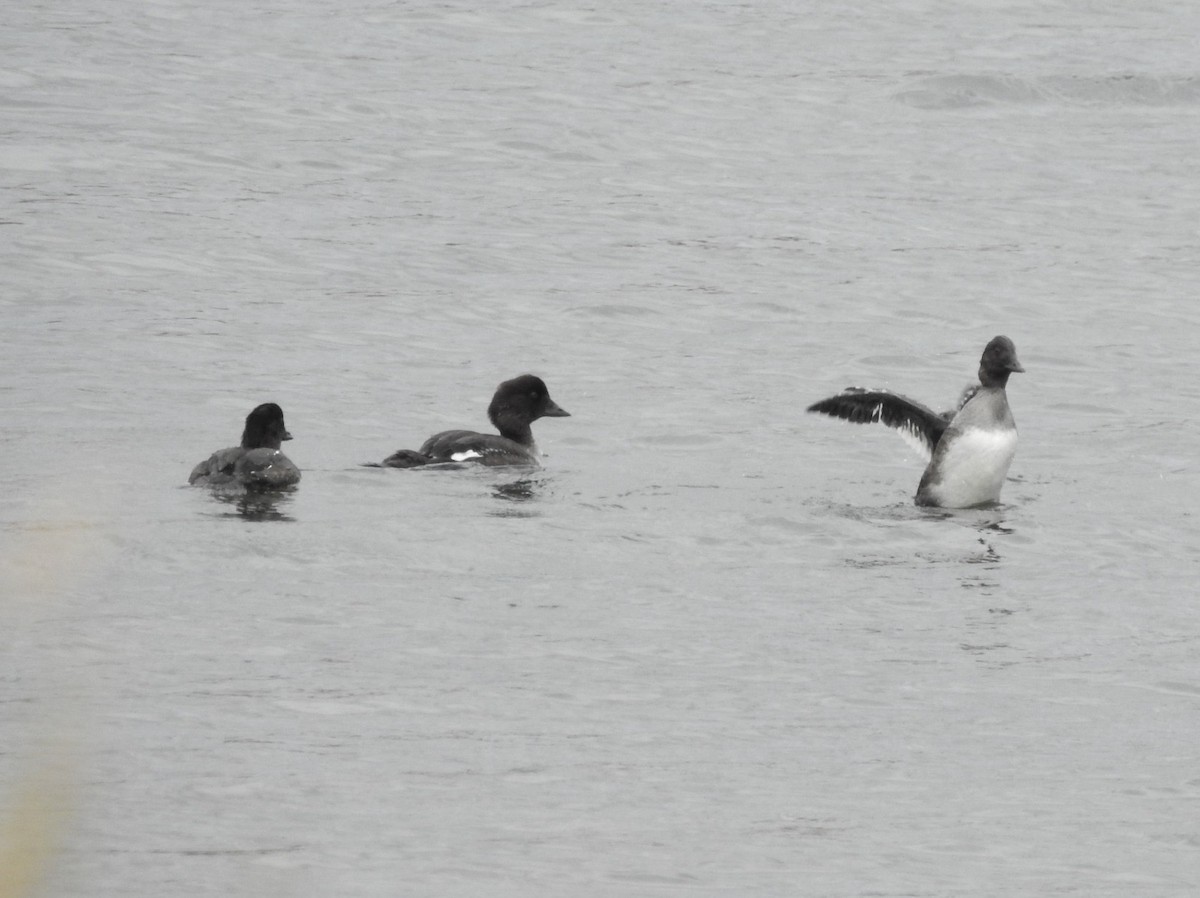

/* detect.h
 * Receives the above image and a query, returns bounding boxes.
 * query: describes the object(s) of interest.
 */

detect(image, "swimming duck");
[382,374,570,468]
[189,402,301,490]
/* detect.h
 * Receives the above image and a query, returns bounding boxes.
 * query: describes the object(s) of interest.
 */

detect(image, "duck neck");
[242,433,282,450]
[978,366,1011,389]
[499,423,534,446]
[491,412,533,446]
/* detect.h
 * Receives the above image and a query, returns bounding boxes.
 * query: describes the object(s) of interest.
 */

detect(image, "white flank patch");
[929,427,1018,507]
[450,450,483,462]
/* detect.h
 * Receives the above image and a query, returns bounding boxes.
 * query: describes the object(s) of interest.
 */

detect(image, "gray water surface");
[3,2,1200,896]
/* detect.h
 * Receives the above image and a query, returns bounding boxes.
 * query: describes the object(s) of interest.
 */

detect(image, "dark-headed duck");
[382,375,570,468]
[189,402,301,490]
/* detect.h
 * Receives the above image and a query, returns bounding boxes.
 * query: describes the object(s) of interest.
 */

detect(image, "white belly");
[921,427,1018,508]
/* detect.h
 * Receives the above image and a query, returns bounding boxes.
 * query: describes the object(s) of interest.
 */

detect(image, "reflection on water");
[208,490,296,522]
[816,500,917,523]
[826,500,1018,581]
[492,478,539,502]
[489,476,546,517]
[965,538,1001,565]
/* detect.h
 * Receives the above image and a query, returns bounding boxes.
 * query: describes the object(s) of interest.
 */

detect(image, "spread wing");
[807,388,949,461]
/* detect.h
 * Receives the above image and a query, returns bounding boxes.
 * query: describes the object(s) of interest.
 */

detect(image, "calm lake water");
[3,2,1200,895]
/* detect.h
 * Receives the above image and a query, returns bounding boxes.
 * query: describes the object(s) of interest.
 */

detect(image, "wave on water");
[893,73,1200,109]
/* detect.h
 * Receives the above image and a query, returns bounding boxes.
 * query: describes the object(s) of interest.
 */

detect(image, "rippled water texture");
[3,2,1200,896]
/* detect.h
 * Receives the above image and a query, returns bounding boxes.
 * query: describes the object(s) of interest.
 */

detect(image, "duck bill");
[283,430,294,441]
[542,400,570,418]
[1008,360,1025,374]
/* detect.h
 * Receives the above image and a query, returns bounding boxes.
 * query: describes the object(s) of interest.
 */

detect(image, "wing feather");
[807,388,948,461]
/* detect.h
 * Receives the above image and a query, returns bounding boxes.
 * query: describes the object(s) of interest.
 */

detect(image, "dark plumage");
[808,336,1024,508]
[382,374,570,468]
[806,388,951,459]
[189,402,301,490]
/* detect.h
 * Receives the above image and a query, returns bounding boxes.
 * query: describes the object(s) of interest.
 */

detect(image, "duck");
[382,374,570,468]
[189,402,301,490]
[807,336,1024,508]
